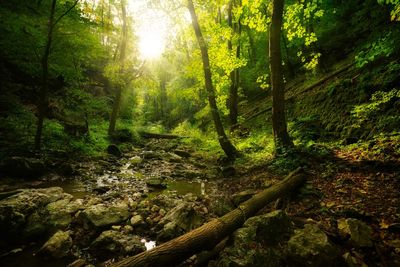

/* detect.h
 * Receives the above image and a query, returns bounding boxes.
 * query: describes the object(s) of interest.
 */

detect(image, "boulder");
[337,218,373,247]
[90,230,145,259]
[38,230,72,258]
[0,156,46,178]
[79,202,130,228]
[0,187,66,238]
[287,224,342,266]
[107,144,122,157]
[158,202,203,241]
[216,211,292,266]
[130,214,144,227]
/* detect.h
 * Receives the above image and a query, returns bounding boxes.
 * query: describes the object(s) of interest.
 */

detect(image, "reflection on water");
[141,239,156,251]
[38,180,87,199]
[167,180,207,196]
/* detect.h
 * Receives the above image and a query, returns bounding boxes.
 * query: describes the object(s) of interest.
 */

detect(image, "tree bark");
[227,0,241,128]
[187,0,238,160]
[269,0,293,152]
[34,0,57,151]
[108,0,127,135]
[111,167,306,267]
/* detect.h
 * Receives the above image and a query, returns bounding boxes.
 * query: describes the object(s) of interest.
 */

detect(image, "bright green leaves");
[240,0,270,32]
[378,0,400,21]
[284,0,324,70]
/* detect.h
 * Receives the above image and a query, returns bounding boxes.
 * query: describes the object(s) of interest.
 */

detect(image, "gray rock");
[0,187,65,238]
[337,218,373,247]
[38,230,72,258]
[216,211,292,267]
[288,224,342,266]
[80,203,130,228]
[158,202,203,241]
[130,214,143,226]
[90,230,145,259]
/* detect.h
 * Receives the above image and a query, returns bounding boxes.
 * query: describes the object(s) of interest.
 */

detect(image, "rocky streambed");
[0,140,234,266]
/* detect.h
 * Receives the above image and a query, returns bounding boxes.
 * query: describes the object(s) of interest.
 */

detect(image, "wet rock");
[287,224,342,266]
[231,189,257,206]
[337,218,373,247]
[38,230,72,258]
[173,150,191,158]
[79,203,130,228]
[130,214,144,226]
[107,144,122,157]
[146,178,167,189]
[0,156,46,178]
[90,230,145,259]
[158,202,203,241]
[0,187,65,238]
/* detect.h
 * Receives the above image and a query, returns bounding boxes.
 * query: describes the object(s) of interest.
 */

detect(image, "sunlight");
[137,26,166,59]
[128,0,168,60]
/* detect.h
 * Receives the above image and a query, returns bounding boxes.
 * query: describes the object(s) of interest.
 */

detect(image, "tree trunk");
[34,0,57,151]
[111,168,306,267]
[187,0,238,160]
[269,0,293,152]
[227,0,241,128]
[108,0,127,135]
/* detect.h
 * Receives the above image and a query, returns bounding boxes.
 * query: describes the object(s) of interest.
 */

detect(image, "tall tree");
[187,0,238,160]
[269,0,293,152]
[34,0,79,150]
[108,0,128,135]
[227,0,241,128]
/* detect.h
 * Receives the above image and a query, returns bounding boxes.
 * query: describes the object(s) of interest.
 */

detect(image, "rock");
[337,218,373,247]
[288,224,342,266]
[0,187,66,238]
[173,150,191,158]
[216,211,292,267]
[146,178,167,189]
[158,202,203,241]
[38,230,72,258]
[231,189,257,206]
[130,214,144,226]
[80,203,130,228]
[166,152,182,163]
[90,230,145,259]
[244,210,293,245]
[0,156,46,178]
[107,144,122,157]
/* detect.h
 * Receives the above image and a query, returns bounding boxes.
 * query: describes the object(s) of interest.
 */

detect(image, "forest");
[0,0,399,266]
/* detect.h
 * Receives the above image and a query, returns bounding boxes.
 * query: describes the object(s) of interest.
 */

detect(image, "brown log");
[111,168,306,267]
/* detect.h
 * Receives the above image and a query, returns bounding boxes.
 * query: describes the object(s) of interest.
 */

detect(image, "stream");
[0,142,224,267]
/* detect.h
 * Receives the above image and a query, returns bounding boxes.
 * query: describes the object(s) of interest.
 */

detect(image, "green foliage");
[355,31,397,68]
[378,0,400,21]
[352,88,400,132]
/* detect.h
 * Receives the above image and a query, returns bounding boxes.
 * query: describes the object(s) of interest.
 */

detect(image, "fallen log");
[139,131,181,139]
[111,167,306,267]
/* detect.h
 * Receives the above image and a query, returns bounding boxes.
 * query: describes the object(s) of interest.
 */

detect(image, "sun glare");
[138,27,166,59]
[128,1,168,60]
